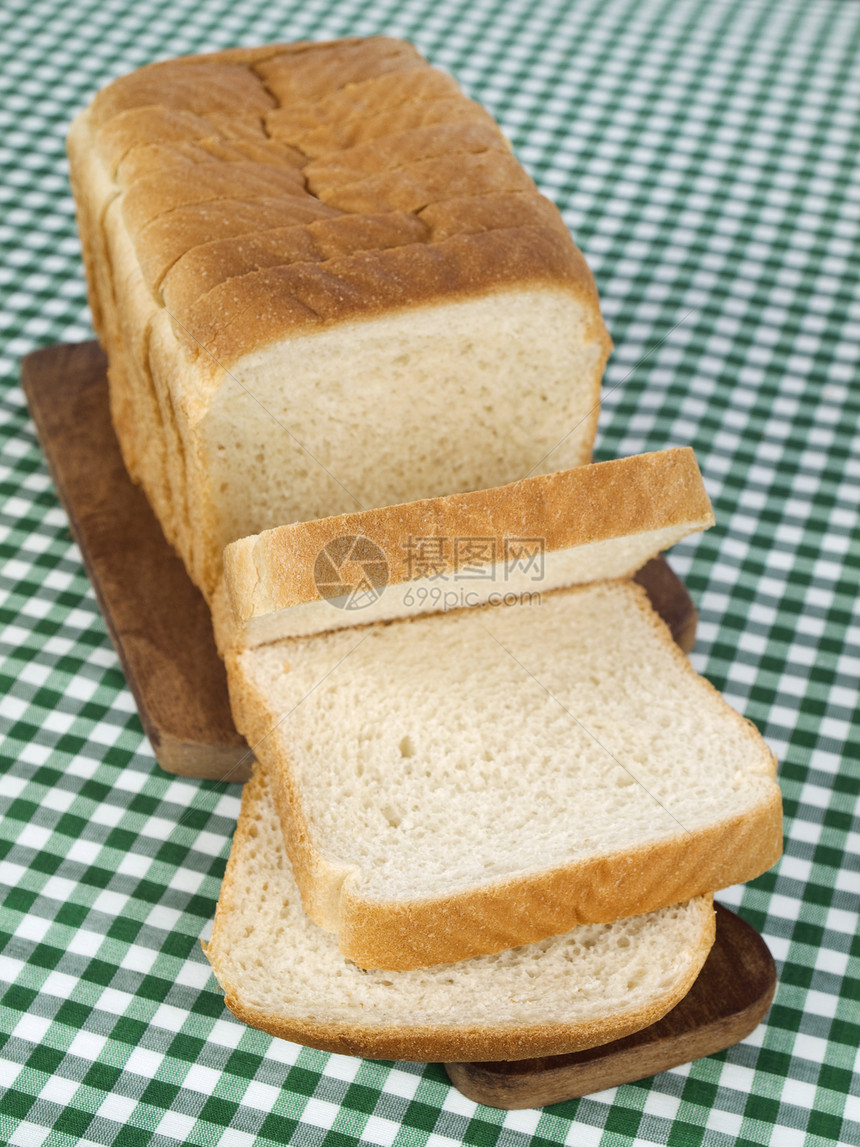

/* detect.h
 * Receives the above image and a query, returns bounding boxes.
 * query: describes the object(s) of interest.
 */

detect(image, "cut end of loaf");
[204,763,717,1062]
[200,285,609,594]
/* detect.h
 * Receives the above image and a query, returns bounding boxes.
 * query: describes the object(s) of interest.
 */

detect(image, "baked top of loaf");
[221,447,715,645]
[227,580,782,970]
[204,763,717,1062]
[80,36,603,379]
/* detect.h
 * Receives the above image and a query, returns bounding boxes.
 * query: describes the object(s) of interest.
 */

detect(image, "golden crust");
[138,197,340,294]
[225,447,715,623]
[335,795,781,971]
[75,35,606,372]
[271,95,495,160]
[178,227,599,365]
[87,54,280,130]
[224,582,781,971]
[96,107,271,180]
[302,121,510,191]
[161,212,430,316]
[205,765,717,1062]
[263,68,465,150]
[218,978,698,1062]
[253,37,426,104]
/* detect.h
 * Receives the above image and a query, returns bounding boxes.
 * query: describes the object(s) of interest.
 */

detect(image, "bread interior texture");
[202,287,603,554]
[229,579,780,973]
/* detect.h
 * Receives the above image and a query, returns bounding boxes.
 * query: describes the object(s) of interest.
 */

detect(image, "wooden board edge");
[443,904,776,1109]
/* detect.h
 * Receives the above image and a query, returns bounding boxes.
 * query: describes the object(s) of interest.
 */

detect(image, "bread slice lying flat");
[227,580,782,970]
[204,764,717,1062]
[218,447,714,650]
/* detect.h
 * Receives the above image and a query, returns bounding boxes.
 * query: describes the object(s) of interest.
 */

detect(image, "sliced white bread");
[216,447,715,651]
[227,580,782,970]
[204,763,717,1062]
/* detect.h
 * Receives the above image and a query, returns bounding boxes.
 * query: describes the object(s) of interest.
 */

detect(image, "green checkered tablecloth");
[1,0,858,1142]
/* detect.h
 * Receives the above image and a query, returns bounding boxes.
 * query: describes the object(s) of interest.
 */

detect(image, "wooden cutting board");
[22,341,251,781]
[445,902,776,1108]
[21,340,699,781]
[21,341,775,1104]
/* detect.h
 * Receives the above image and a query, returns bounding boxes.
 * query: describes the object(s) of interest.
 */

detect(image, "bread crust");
[225,581,782,970]
[334,797,780,971]
[177,226,599,370]
[73,35,607,377]
[224,447,715,627]
[204,765,717,1062]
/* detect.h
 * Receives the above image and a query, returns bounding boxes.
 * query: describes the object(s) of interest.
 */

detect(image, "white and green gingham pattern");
[1,0,858,1144]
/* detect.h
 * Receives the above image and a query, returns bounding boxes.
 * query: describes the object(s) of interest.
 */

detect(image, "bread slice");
[67,37,612,599]
[227,580,782,970]
[218,447,714,650]
[204,763,717,1062]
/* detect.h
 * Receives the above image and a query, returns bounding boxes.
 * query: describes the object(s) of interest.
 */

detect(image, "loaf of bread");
[217,447,715,648]
[204,762,717,1062]
[67,36,612,599]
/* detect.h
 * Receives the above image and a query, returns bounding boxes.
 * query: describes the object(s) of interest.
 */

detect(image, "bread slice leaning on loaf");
[204,763,717,1062]
[67,36,612,599]
[227,581,781,970]
[216,447,715,651]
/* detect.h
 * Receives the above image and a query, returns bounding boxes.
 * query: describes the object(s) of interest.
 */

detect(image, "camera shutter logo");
[313,535,389,611]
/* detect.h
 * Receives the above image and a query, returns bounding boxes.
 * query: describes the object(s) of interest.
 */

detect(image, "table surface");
[1,0,858,1144]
